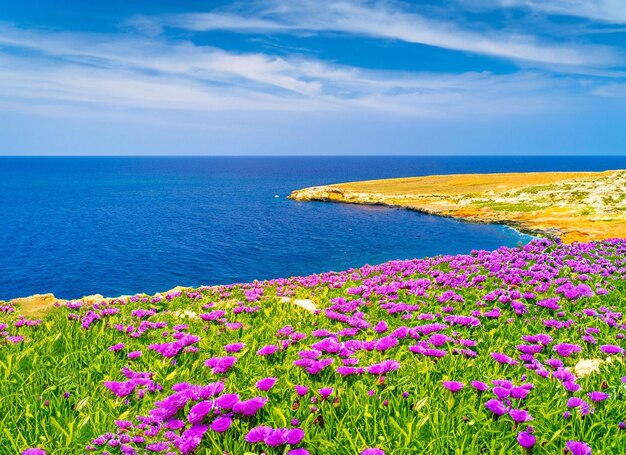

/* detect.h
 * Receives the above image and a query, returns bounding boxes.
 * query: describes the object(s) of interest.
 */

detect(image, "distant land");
[290,170,626,243]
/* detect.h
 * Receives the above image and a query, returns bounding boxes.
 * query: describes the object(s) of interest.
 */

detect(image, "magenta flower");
[510,387,530,400]
[224,342,245,353]
[442,381,464,393]
[174,424,208,454]
[471,381,489,392]
[567,397,586,408]
[599,344,624,355]
[563,381,581,393]
[232,396,268,416]
[256,377,278,391]
[215,393,239,409]
[361,449,385,455]
[187,400,213,424]
[318,387,334,399]
[285,428,305,445]
[517,431,536,448]
[21,449,46,455]
[288,449,311,455]
[127,350,142,359]
[484,399,507,416]
[109,343,125,352]
[565,441,592,455]
[295,385,309,396]
[491,352,515,365]
[509,409,533,423]
[203,356,237,374]
[587,391,609,403]
[257,344,279,356]
[553,343,581,357]
[493,387,510,399]
[366,359,400,375]
[209,415,232,433]
[245,426,272,443]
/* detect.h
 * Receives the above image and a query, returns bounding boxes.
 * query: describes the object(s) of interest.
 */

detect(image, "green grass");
[1,242,626,454]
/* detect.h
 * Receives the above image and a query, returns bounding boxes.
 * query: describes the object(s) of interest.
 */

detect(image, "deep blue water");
[1,156,625,300]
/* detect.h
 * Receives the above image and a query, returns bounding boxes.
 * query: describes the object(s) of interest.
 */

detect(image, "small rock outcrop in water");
[288,186,344,201]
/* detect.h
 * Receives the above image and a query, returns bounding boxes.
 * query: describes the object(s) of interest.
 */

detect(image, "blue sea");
[1,156,625,300]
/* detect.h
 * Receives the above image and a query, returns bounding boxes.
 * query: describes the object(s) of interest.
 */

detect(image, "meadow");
[2,238,626,454]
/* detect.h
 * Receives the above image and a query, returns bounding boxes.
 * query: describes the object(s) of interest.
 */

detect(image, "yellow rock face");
[10,293,58,316]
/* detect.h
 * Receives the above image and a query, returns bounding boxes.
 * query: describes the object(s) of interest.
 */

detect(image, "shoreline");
[289,170,626,244]
[7,169,625,313]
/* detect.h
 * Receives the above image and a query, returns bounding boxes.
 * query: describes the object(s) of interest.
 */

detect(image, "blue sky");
[1,0,625,155]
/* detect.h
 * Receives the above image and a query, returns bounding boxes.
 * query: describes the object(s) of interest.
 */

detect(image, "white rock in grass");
[172,310,199,320]
[573,358,603,378]
[293,299,317,313]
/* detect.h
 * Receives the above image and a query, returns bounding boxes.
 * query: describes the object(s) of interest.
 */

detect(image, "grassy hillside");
[2,239,626,454]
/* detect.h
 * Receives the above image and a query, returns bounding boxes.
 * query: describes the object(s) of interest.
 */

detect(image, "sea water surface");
[2,156,625,300]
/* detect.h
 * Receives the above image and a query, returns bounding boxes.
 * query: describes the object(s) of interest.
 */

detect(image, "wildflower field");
[2,238,626,455]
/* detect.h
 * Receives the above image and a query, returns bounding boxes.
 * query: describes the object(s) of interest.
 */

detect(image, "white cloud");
[149,0,619,67]
[0,21,619,124]
[498,0,626,24]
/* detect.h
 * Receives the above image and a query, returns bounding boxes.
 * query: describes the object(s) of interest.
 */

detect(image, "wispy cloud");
[497,0,626,24]
[0,22,597,121]
[145,0,619,68]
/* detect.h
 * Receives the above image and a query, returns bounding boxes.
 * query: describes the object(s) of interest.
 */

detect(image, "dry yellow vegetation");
[289,170,626,243]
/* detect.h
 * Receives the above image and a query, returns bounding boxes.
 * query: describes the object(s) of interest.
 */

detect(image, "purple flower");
[209,416,232,433]
[215,393,239,409]
[318,387,334,399]
[127,351,142,360]
[361,449,385,455]
[288,449,311,455]
[510,387,530,400]
[442,381,464,393]
[232,396,267,416]
[286,428,305,445]
[257,344,279,356]
[493,387,510,399]
[224,343,245,353]
[366,359,400,375]
[174,424,208,454]
[22,449,46,455]
[517,431,536,448]
[471,381,489,392]
[553,343,581,357]
[103,381,137,398]
[295,385,309,396]
[245,426,272,444]
[187,400,213,424]
[145,442,170,452]
[491,352,515,365]
[509,409,533,423]
[565,441,592,455]
[587,391,609,403]
[599,344,624,355]
[256,377,278,391]
[266,429,288,447]
[203,356,237,374]
[567,397,585,408]
[485,399,507,416]
[109,343,125,352]
[563,381,581,393]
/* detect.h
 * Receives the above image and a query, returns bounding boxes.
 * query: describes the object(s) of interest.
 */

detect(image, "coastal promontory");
[290,170,626,243]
